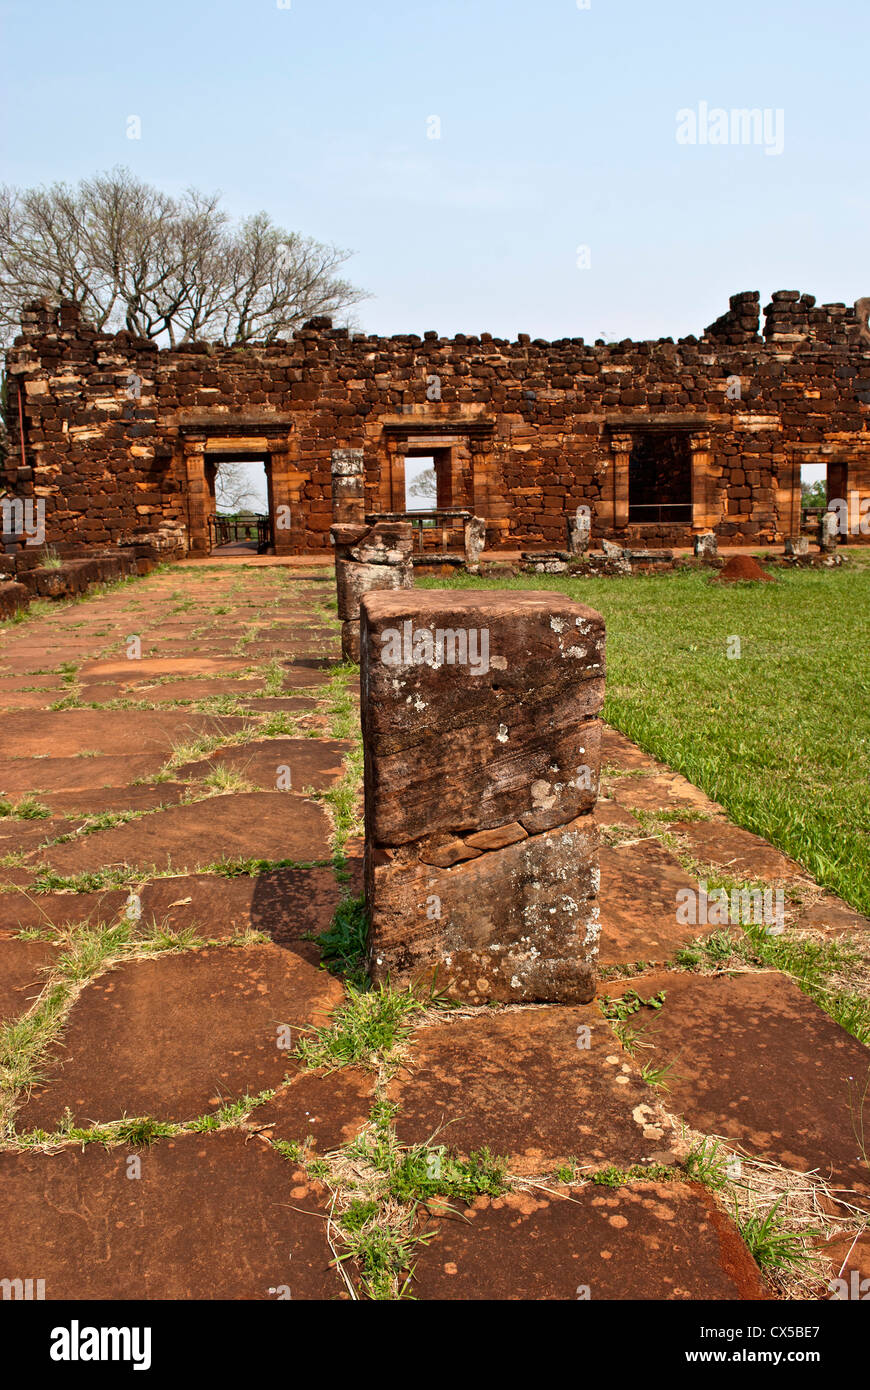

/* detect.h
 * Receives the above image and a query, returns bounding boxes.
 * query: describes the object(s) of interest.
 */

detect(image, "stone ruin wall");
[4,289,870,557]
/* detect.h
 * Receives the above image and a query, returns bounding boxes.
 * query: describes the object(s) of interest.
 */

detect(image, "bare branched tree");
[407,466,437,501]
[0,168,366,346]
[213,462,263,515]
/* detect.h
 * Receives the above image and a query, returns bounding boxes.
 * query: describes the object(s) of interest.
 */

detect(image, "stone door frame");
[177,422,303,555]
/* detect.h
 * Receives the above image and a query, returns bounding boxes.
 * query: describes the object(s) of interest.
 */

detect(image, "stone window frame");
[605,420,717,534]
[379,420,495,519]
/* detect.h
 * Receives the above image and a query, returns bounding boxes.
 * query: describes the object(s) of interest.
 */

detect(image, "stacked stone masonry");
[361,589,604,1004]
[331,518,414,663]
[4,290,870,555]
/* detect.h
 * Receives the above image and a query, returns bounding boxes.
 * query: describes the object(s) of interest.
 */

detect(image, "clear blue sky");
[1,0,867,344]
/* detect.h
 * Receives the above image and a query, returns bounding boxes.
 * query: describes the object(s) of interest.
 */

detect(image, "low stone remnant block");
[360,589,605,1003]
[624,547,673,564]
[0,579,30,619]
[784,534,810,556]
[330,520,413,662]
[521,550,570,574]
[694,531,718,559]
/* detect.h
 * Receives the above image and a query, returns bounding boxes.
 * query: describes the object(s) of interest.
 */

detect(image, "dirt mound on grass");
[716,554,775,583]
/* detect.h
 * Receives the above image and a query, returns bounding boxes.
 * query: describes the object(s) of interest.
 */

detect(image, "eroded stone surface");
[598,840,703,966]
[0,1130,339,1299]
[19,944,344,1130]
[368,816,600,1004]
[609,970,870,1193]
[388,1008,671,1174]
[412,1183,769,1300]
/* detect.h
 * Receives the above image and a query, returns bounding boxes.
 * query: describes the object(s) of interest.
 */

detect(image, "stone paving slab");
[243,696,321,714]
[818,1231,870,1292]
[138,866,342,941]
[0,888,128,936]
[412,1183,769,1300]
[38,785,192,817]
[0,1131,339,1299]
[668,817,805,881]
[0,709,251,757]
[0,675,65,693]
[0,814,74,855]
[172,739,349,792]
[607,970,870,1195]
[0,752,167,795]
[0,936,56,1021]
[78,678,268,703]
[792,893,870,939]
[598,840,703,965]
[387,1008,672,1175]
[20,791,333,875]
[0,690,69,710]
[594,799,640,828]
[279,663,338,688]
[255,1067,375,1153]
[600,725,660,771]
[609,771,719,815]
[19,943,345,1131]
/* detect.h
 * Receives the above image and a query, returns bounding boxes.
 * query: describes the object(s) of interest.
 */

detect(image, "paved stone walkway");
[0,563,867,1300]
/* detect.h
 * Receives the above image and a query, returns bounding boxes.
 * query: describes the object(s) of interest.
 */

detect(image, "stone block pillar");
[331,519,414,662]
[182,439,210,555]
[463,515,487,571]
[609,433,633,532]
[819,510,840,553]
[360,589,605,1004]
[331,448,365,525]
[270,444,308,555]
[566,504,592,555]
[689,431,716,532]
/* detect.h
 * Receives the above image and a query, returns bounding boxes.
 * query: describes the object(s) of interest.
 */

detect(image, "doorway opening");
[800,463,827,528]
[628,432,693,524]
[207,458,273,553]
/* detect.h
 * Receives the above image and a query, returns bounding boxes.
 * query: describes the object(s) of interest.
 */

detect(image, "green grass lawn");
[418,554,870,915]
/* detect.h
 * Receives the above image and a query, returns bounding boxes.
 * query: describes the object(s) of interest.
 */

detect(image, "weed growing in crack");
[684,1137,730,1189]
[295,983,433,1070]
[599,987,667,1023]
[0,796,51,821]
[735,1196,812,1274]
[314,893,369,988]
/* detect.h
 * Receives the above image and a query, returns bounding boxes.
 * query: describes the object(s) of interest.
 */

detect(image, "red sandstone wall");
[4,291,870,554]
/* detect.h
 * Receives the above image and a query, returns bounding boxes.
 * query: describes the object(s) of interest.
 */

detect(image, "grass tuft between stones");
[295,982,438,1070]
